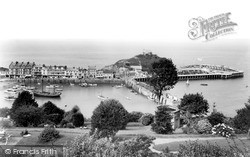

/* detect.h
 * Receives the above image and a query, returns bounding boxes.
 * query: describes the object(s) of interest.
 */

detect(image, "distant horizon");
[0,39,249,69]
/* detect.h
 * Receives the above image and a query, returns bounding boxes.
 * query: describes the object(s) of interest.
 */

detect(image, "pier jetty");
[177,64,243,80]
[134,64,244,82]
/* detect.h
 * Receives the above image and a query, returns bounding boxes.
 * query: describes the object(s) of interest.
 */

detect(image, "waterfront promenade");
[125,77,179,109]
[10,77,124,85]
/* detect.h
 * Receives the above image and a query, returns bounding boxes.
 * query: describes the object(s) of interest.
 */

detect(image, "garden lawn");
[154,137,250,152]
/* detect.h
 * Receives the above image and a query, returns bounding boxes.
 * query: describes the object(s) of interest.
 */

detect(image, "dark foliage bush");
[13,105,43,127]
[71,112,84,127]
[90,99,129,138]
[151,106,173,134]
[41,101,65,125]
[46,114,62,125]
[66,122,75,128]
[140,113,154,126]
[38,127,60,143]
[10,91,40,126]
[207,112,225,126]
[11,91,38,112]
[194,119,212,134]
[233,98,250,133]
[62,105,83,126]
[0,107,10,117]
[128,111,143,122]
[60,119,69,128]
[179,93,209,115]
[71,105,80,114]
[20,129,29,136]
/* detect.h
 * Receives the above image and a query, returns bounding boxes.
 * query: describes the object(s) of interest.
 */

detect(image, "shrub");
[151,106,173,134]
[12,105,43,127]
[10,91,40,126]
[71,112,84,127]
[118,134,156,157]
[178,140,242,157]
[233,98,250,133]
[41,101,65,125]
[194,119,212,134]
[207,112,225,126]
[71,105,80,114]
[0,107,10,117]
[60,119,69,128]
[20,129,29,136]
[128,111,143,122]
[90,99,129,138]
[11,91,38,112]
[0,119,13,128]
[179,93,209,115]
[211,123,235,138]
[38,127,60,143]
[140,113,154,126]
[65,132,156,157]
[66,122,75,128]
[46,114,62,125]
[62,105,84,126]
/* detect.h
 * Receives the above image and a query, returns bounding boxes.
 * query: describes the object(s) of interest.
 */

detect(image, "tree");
[128,111,144,122]
[13,105,43,127]
[179,93,209,115]
[149,58,178,101]
[151,105,173,134]
[71,112,84,127]
[11,91,38,112]
[10,91,40,126]
[207,112,225,126]
[233,97,250,133]
[90,99,129,138]
[41,101,65,124]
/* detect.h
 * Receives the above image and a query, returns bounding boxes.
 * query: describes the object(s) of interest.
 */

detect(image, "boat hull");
[34,91,61,98]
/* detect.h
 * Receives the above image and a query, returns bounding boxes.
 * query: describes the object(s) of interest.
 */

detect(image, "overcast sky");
[0,0,249,66]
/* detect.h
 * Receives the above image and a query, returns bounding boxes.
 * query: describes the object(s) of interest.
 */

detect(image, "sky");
[0,0,250,66]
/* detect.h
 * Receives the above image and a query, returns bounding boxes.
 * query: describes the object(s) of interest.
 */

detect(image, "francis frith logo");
[188,12,237,41]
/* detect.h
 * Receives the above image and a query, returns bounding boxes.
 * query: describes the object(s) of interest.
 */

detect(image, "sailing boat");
[186,79,190,86]
[33,79,61,98]
[97,91,108,100]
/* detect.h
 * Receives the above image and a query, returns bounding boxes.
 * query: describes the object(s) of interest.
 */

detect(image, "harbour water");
[0,82,157,118]
[0,45,249,118]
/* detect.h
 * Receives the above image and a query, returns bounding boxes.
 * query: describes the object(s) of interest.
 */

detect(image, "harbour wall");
[4,78,124,85]
[125,78,179,108]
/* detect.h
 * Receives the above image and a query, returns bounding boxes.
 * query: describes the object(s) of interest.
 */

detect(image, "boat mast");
[42,78,43,92]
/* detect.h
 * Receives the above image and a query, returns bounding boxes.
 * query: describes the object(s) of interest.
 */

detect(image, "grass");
[3,123,250,154]
[154,137,250,152]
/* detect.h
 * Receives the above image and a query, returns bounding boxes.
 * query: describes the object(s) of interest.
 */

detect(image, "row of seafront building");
[0,61,148,80]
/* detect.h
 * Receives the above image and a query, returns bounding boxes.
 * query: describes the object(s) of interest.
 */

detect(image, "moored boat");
[98,94,108,100]
[79,83,88,87]
[56,88,63,91]
[200,83,208,86]
[34,79,62,98]
[4,95,17,101]
[33,91,61,97]
[114,85,123,88]
[46,85,56,89]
